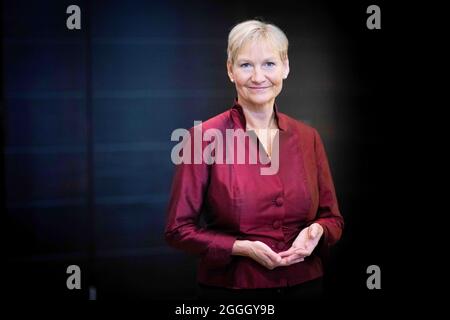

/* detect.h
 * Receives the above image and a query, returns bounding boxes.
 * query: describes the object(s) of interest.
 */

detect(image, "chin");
[248,96,274,106]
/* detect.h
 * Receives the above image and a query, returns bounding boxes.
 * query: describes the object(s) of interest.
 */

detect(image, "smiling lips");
[248,86,271,90]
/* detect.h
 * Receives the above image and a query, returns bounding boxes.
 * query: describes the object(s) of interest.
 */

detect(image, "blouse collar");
[229,98,287,132]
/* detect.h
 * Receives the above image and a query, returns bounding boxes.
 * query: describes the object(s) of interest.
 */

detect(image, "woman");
[165,19,344,300]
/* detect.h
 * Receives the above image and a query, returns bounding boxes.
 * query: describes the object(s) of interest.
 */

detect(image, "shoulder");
[278,112,330,160]
[277,111,319,140]
[189,109,231,133]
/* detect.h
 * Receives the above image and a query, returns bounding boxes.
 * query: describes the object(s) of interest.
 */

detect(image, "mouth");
[248,86,271,90]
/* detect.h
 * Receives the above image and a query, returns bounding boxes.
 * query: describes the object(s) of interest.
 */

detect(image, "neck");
[239,100,276,130]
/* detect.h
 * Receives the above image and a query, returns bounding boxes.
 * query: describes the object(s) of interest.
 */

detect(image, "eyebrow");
[236,57,277,63]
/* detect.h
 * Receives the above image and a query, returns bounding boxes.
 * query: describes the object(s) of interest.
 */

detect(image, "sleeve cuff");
[204,233,237,267]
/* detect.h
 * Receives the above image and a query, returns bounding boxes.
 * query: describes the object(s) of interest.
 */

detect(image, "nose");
[251,66,265,83]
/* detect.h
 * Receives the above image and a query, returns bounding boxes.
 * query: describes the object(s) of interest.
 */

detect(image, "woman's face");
[227,40,289,110]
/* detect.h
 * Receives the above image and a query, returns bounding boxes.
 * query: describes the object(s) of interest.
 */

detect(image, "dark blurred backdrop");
[2,0,393,300]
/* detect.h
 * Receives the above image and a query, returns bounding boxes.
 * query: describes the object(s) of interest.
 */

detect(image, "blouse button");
[274,197,284,207]
[272,220,281,229]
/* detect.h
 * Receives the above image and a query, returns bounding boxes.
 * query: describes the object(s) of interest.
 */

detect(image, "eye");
[264,61,276,67]
[240,63,251,68]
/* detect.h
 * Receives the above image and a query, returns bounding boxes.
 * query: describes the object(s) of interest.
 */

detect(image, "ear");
[227,60,235,83]
[282,59,290,79]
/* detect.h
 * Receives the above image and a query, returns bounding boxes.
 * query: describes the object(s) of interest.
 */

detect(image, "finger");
[290,257,304,264]
[278,248,296,257]
[264,251,281,265]
[257,243,280,263]
[291,253,307,262]
[264,258,277,270]
[308,226,313,238]
[293,247,310,256]
[281,256,304,266]
[282,252,302,263]
[259,256,272,269]
[279,257,292,266]
[280,244,307,257]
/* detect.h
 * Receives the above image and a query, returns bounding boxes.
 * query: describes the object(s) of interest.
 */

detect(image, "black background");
[1,0,433,311]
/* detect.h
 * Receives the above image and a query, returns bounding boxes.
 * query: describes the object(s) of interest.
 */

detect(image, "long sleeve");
[164,131,237,267]
[308,129,344,255]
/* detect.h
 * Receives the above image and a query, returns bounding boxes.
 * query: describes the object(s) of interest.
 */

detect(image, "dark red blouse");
[165,101,344,289]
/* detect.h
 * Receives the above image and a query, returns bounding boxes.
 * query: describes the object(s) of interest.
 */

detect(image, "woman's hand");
[232,223,323,269]
[232,240,283,270]
[278,223,324,265]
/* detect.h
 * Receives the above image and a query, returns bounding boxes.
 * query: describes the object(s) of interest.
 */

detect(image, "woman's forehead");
[236,39,280,60]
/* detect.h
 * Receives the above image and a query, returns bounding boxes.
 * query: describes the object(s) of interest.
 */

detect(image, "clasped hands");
[237,223,324,270]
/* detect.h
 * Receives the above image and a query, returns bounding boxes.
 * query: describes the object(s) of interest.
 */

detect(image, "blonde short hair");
[227,20,289,64]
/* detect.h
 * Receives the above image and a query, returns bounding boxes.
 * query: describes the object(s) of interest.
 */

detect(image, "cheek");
[236,77,252,89]
[235,82,247,91]
[270,73,285,85]
[235,72,251,83]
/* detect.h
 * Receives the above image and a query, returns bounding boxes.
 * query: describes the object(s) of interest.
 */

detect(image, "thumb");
[309,225,317,239]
